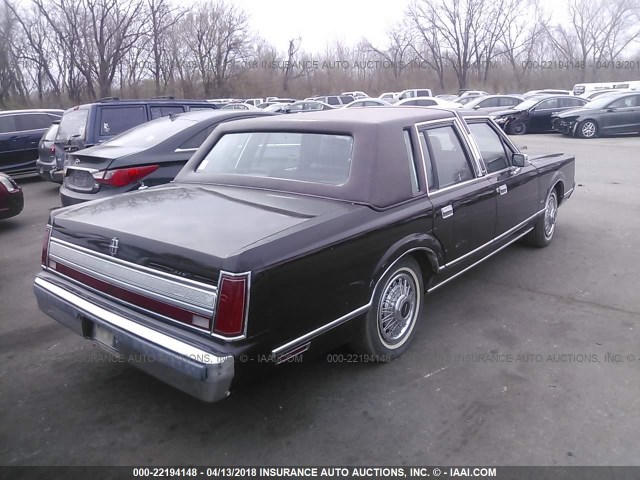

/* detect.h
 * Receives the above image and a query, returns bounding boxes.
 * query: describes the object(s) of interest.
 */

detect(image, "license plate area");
[93,323,115,350]
[66,169,95,191]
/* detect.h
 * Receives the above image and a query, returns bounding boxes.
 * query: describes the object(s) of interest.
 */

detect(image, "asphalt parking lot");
[1,133,639,466]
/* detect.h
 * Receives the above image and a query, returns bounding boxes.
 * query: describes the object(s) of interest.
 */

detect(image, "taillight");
[50,145,55,154]
[41,225,52,268]
[93,165,159,187]
[213,272,250,337]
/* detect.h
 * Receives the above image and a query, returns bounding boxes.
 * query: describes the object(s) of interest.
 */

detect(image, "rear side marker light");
[213,273,249,337]
[41,225,52,268]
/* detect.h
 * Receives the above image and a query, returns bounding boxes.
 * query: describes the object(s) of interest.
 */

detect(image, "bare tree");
[499,0,549,89]
[145,0,184,96]
[182,0,251,97]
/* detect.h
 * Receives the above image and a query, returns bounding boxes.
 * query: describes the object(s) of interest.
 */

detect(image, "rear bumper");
[60,184,136,206]
[36,158,63,183]
[34,274,234,402]
[0,190,24,219]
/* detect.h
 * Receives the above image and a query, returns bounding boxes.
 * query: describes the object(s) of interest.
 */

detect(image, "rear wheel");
[526,189,559,248]
[352,257,423,360]
[577,120,598,138]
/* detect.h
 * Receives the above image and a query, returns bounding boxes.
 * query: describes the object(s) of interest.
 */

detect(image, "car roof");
[210,106,456,132]
[169,109,271,122]
[66,99,213,112]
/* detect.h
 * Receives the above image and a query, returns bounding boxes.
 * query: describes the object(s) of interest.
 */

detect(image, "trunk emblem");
[109,237,119,256]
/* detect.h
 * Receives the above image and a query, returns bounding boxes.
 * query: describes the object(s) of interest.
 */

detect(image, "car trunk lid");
[63,145,144,191]
[49,183,350,284]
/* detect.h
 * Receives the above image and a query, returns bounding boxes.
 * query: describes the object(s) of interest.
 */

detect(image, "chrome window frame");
[403,129,421,196]
[464,117,518,175]
[414,116,487,196]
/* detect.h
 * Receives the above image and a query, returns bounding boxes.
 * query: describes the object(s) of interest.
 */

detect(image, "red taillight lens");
[213,273,249,337]
[94,165,159,187]
[41,225,52,268]
[50,145,55,154]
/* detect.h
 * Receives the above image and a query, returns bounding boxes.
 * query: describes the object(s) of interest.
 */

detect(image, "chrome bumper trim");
[272,304,370,355]
[428,227,533,293]
[49,239,216,314]
[441,208,545,270]
[34,276,234,402]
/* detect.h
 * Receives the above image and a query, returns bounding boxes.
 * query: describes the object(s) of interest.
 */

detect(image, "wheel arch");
[368,233,444,296]
[576,117,599,137]
[549,176,565,205]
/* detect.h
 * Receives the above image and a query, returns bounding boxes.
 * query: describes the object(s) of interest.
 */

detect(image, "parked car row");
[1,87,637,222]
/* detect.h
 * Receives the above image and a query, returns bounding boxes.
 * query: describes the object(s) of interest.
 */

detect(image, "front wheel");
[352,257,424,360]
[526,189,559,248]
[577,120,598,138]
[507,120,527,135]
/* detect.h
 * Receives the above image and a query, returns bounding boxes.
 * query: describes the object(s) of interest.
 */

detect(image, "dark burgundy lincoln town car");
[34,107,575,402]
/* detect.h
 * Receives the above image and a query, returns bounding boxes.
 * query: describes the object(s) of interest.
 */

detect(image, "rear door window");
[340,96,354,104]
[500,97,521,107]
[16,114,53,131]
[535,98,559,110]
[417,90,431,97]
[326,97,340,106]
[561,97,586,108]
[480,98,499,108]
[609,96,637,108]
[0,115,17,134]
[99,106,147,136]
[422,125,474,189]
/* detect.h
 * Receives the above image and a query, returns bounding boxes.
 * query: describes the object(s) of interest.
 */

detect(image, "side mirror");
[512,152,527,168]
[607,107,616,112]
[473,105,481,110]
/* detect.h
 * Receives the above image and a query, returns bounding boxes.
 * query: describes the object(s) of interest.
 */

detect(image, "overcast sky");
[232,0,411,52]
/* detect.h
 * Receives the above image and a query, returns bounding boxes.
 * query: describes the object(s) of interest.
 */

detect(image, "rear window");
[56,109,89,142]
[179,125,216,150]
[43,123,59,141]
[99,106,146,136]
[106,116,197,148]
[196,132,353,185]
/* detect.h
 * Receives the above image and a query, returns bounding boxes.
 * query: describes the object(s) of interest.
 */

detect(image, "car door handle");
[497,185,508,195]
[441,205,454,218]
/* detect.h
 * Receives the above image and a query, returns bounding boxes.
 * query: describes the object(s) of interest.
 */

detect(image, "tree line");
[1,0,639,109]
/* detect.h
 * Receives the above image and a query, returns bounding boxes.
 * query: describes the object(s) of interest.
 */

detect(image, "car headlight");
[493,116,508,124]
[0,175,19,193]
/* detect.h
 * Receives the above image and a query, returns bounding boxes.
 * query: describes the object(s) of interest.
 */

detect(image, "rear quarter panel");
[528,153,576,206]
